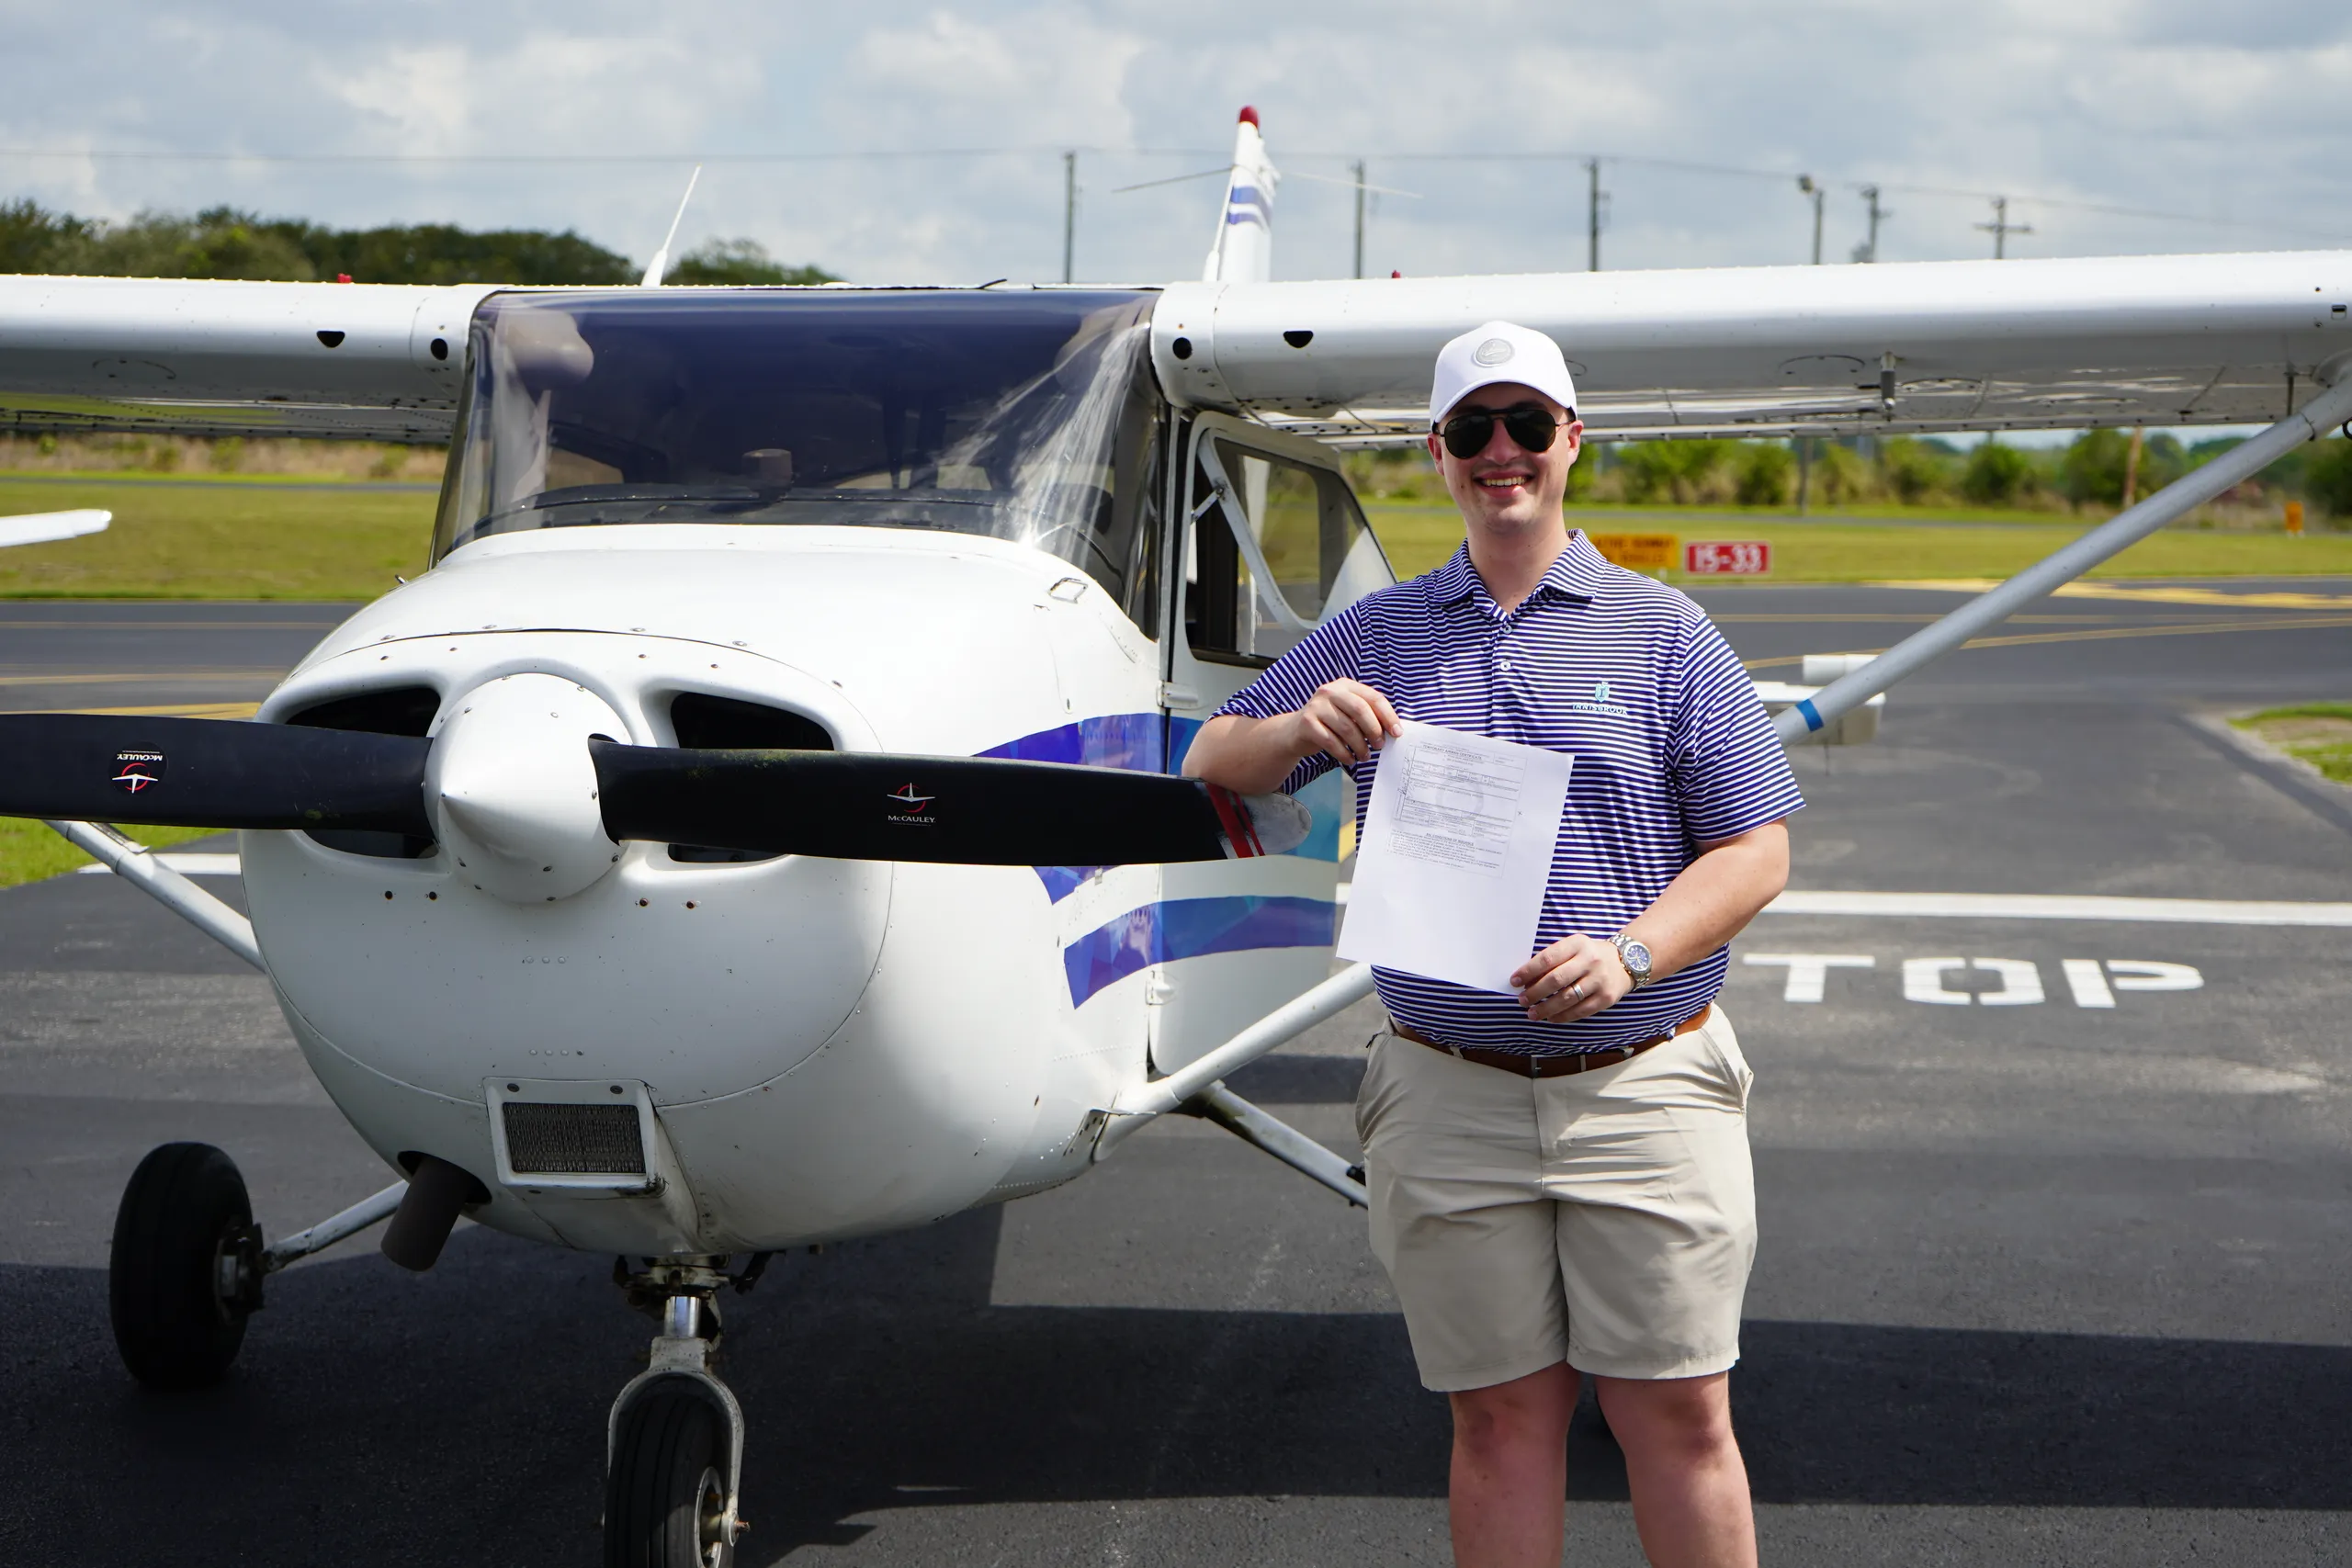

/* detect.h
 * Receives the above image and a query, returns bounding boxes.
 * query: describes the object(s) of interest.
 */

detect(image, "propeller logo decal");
[884,783,936,824]
[111,748,165,794]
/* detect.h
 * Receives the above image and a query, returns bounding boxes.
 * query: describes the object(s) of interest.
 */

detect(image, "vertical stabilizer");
[1202,107,1278,284]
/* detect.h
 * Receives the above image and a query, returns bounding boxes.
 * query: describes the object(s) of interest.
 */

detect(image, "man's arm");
[1509,820,1789,1022]
[1182,679,1402,794]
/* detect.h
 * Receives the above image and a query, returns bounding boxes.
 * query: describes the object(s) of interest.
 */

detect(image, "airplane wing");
[1153,251,2352,442]
[4,253,2347,447]
[0,508,108,547]
[0,276,492,443]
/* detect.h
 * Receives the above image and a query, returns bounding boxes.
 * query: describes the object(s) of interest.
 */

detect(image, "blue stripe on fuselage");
[1062,895,1335,1008]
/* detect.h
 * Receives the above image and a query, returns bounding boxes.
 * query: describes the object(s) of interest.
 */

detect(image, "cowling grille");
[502,1102,647,1175]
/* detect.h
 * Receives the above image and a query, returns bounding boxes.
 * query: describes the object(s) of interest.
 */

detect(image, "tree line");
[0,199,836,287]
[1352,428,2352,519]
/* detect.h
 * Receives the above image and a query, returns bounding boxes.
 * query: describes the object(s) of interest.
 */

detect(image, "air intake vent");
[286,685,442,859]
[668,694,833,862]
[501,1102,647,1176]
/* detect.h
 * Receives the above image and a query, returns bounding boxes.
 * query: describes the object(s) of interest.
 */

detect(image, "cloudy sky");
[5,0,2349,288]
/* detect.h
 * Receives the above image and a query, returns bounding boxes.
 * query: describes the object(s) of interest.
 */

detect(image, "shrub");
[1733,443,1792,506]
[1616,439,1730,503]
[2062,428,2132,507]
[1961,438,2033,505]
[666,238,839,287]
[1814,443,1872,504]
[1878,436,1949,504]
[2307,434,2352,518]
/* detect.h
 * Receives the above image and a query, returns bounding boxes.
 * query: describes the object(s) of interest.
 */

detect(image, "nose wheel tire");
[605,1388,735,1568]
[108,1142,263,1389]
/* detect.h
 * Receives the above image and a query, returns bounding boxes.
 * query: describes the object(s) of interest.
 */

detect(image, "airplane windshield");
[431,288,1165,608]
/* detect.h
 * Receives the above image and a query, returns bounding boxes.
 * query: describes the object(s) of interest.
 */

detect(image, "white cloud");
[3,0,2347,280]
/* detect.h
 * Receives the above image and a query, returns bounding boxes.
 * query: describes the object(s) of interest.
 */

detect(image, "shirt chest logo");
[1566,679,1631,718]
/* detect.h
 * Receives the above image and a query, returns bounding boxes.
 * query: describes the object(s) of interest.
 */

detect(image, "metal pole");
[1857,186,1887,264]
[1099,962,1377,1156]
[1586,158,1601,272]
[45,819,262,969]
[1354,162,1374,282]
[1062,151,1076,284]
[1811,188,1825,265]
[1778,373,2352,743]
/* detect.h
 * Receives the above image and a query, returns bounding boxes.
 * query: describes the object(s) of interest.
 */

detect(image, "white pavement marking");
[2108,959,2203,992]
[1765,890,2352,927]
[2062,958,2116,1008]
[1903,957,1973,1005]
[1741,953,1874,1002]
[1972,956,2044,1006]
[76,853,242,876]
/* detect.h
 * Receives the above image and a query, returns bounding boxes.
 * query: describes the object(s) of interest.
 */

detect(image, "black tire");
[605,1387,734,1568]
[108,1142,259,1389]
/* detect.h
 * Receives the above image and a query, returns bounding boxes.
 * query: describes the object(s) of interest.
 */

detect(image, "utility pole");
[1586,158,1603,272]
[1852,185,1891,264]
[1795,175,1825,514]
[1352,160,1367,280]
[1973,195,2032,259]
[1062,151,1077,284]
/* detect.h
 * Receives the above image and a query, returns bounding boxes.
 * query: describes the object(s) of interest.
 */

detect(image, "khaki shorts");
[1355,1006,1757,1392]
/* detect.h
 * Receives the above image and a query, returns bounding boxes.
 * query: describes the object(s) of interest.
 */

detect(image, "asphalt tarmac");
[3,579,2350,1565]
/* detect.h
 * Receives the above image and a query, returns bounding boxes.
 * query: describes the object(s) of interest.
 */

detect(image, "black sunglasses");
[1436,401,1576,459]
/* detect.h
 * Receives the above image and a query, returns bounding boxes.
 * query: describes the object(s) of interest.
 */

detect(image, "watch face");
[1622,938,1652,974]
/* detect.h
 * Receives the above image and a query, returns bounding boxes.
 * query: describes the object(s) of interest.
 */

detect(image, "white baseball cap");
[1429,321,1577,426]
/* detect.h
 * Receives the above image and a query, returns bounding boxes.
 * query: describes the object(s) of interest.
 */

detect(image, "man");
[1183,321,1801,1568]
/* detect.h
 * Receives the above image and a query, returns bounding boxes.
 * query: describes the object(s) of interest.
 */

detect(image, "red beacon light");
[1238,106,1260,128]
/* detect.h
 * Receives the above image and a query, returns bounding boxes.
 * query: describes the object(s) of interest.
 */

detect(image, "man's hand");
[1510,934,1634,1022]
[1183,680,1401,794]
[1289,680,1402,766]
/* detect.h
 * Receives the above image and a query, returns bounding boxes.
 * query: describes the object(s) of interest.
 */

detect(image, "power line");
[7,142,2346,244]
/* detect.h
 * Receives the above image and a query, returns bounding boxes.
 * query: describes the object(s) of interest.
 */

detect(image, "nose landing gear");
[605,1259,754,1568]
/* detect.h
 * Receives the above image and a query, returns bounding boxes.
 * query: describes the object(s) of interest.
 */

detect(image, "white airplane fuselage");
[243,523,1326,1257]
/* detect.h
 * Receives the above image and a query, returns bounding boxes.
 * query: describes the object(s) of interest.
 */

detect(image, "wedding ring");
[1568,980,1585,1002]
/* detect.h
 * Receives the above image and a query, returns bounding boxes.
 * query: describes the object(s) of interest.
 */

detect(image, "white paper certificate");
[1334,721,1573,993]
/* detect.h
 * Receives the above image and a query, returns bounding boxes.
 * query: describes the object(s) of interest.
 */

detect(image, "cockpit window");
[431,288,1164,609]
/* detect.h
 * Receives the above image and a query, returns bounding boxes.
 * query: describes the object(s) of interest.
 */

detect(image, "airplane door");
[1151,412,1396,1074]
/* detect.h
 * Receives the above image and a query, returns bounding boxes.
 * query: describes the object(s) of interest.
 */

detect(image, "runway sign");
[1686,540,1771,575]
[1588,533,1679,571]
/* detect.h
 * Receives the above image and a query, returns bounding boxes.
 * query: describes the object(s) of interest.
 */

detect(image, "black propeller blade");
[0,714,431,835]
[591,742,1309,865]
[0,714,1307,868]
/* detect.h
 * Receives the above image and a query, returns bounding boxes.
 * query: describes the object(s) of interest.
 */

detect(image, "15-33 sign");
[1685,540,1771,575]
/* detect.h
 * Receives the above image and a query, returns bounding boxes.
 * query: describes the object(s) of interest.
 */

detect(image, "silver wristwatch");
[1610,932,1654,989]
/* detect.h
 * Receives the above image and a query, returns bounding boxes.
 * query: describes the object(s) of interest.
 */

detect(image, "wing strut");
[1096,963,1378,1204]
[46,819,262,971]
[1779,371,2352,745]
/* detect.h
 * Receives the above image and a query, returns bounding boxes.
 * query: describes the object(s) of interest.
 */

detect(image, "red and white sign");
[1684,540,1772,576]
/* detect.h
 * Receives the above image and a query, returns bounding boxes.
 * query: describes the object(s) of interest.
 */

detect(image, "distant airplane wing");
[0,508,108,547]
[0,276,493,443]
[1155,251,2352,441]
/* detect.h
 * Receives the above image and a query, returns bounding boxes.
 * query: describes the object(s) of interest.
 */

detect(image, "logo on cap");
[1473,337,1516,367]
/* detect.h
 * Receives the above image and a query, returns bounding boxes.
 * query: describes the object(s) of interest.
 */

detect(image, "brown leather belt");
[1391,1004,1713,1079]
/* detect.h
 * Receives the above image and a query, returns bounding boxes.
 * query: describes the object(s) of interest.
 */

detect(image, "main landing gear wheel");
[605,1389,734,1568]
[108,1142,264,1389]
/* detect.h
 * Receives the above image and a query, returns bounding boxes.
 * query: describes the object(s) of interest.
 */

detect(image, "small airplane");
[3,107,2349,1565]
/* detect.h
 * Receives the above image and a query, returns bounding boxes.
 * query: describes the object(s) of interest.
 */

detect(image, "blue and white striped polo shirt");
[1215,532,1804,1055]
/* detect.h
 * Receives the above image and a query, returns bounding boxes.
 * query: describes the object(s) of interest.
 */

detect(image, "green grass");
[2232,703,2352,784]
[1366,504,2352,582]
[6,472,2350,599]
[0,477,435,599]
[0,818,220,891]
